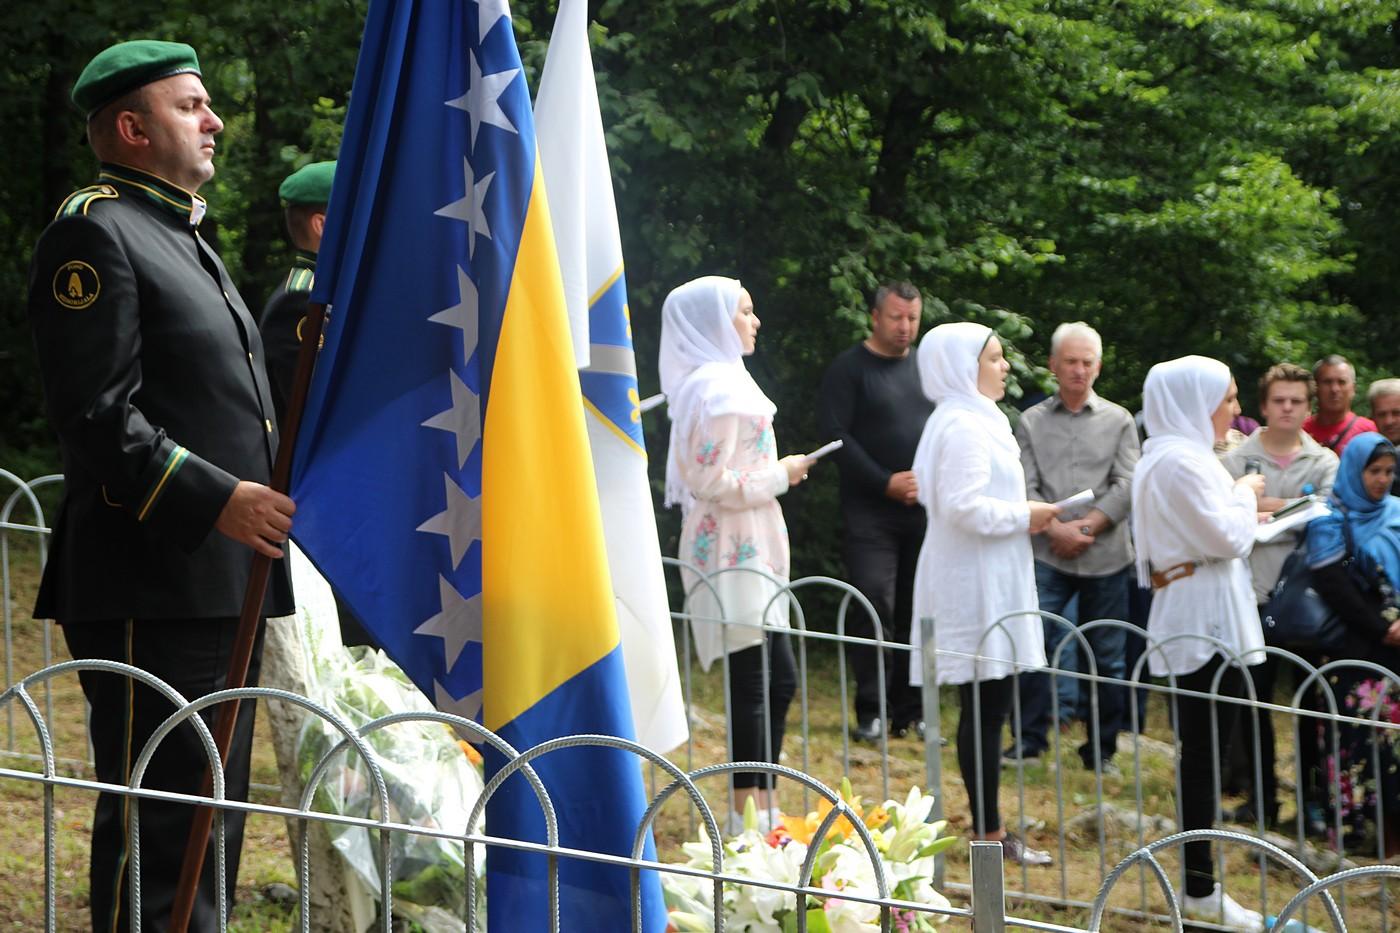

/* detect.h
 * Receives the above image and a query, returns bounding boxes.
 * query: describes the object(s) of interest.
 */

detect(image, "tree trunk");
[41,32,74,216]
[869,86,932,223]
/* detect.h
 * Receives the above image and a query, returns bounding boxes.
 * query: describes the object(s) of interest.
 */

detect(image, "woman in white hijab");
[1131,355,1265,931]
[907,322,1059,865]
[660,276,812,831]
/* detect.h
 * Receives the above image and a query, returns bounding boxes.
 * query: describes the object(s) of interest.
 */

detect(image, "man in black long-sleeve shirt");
[819,282,934,740]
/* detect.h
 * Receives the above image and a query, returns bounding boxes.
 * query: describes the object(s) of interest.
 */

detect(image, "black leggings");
[957,677,1015,834]
[1174,655,1244,898]
[728,633,798,789]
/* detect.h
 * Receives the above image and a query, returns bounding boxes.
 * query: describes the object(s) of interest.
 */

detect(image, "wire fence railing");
[660,565,1400,930]
[4,469,1400,929]
[1,470,68,772]
[5,655,1400,932]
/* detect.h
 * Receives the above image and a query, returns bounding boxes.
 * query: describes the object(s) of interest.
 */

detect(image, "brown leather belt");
[1151,557,1227,590]
[1150,561,1199,590]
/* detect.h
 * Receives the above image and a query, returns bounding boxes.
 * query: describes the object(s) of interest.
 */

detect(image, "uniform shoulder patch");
[285,267,315,294]
[55,184,120,219]
[52,260,101,310]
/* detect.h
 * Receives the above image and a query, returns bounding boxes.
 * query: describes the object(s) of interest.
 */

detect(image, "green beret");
[73,40,202,118]
[279,161,337,206]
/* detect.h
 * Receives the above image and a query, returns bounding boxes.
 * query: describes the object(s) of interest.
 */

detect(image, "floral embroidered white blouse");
[676,412,791,670]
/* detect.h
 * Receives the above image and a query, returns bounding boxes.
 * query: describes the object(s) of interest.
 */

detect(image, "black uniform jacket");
[258,250,316,428]
[27,163,294,622]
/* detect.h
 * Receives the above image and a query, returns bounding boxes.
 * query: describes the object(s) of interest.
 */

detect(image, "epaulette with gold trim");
[55,184,120,219]
[284,267,315,294]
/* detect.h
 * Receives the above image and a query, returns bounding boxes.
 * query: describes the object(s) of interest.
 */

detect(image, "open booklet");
[1254,496,1331,544]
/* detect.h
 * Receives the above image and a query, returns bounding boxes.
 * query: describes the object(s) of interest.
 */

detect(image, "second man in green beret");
[259,160,335,426]
[259,161,378,648]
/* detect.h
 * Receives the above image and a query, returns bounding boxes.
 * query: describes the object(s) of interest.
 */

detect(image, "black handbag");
[1260,515,1359,656]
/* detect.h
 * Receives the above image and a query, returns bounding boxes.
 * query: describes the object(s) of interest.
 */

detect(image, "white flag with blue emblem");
[536,0,687,754]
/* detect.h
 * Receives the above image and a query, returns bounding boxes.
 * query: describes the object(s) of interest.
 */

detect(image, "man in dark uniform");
[257,159,377,648]
[27,40,294,931]
[258,160,334,427]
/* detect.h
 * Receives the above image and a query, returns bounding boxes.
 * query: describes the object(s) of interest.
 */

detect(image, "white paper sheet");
[805,439,845,461]
[1052,488,1095,511]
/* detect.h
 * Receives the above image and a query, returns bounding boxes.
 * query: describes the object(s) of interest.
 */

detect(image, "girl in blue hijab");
[1304,430,1400,854]
[1308,431,1400,595]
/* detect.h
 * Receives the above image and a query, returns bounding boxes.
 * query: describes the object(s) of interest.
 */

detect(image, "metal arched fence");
[3,657,1400,932]
[5,470,1400,929]
[659,562,1400,930]
[1,470,65,770]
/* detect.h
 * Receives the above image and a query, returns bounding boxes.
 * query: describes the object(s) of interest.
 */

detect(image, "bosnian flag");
[290,0,664,926]
[536,0,687,753]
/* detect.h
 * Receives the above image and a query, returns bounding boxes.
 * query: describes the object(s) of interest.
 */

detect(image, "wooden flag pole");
[169,301,328,933]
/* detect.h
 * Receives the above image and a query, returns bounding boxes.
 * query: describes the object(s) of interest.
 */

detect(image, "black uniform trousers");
[63,618,263,933]
[841,503,924,727]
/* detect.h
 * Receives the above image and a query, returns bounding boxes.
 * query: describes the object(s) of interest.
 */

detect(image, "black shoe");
[1081,756,1122,780]
[1001,744,1043,767]
[1224,802,1278,830]
[853,717,883,743]
[890,719,926,741]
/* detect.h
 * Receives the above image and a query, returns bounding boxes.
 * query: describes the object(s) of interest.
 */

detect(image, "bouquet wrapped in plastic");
[290,549,485,929]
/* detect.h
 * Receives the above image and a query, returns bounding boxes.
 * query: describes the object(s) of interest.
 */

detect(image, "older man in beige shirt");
[1006,322,1140,775]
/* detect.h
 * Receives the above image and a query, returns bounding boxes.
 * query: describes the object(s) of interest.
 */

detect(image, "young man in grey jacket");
[1221,362,1338,830]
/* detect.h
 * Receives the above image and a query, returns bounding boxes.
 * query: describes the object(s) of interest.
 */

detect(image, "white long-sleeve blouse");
[909,408,1045,685]
[1133,448,1263,677]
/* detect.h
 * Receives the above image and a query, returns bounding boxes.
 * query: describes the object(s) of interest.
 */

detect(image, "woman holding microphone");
[1131,356,1266,931]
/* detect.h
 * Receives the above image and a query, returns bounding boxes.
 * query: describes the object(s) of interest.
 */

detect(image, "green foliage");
[3,1,1399,600]
[516,0,1400,584]
[0,0,364,456]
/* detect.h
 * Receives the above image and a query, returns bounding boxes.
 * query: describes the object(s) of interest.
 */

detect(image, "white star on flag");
[434,680,484,724]
[477,0,511,41]
[434,159,494,259]
[445,52,519,148]
[414,574,482,670]
[422,370,481,468]
[416,472,480,569]
[428,265,480,358]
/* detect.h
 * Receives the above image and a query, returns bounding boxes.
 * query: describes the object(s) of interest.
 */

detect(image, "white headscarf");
[658,276,776,509]
[1131,355,1232,586]
[910,322,1018,499]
